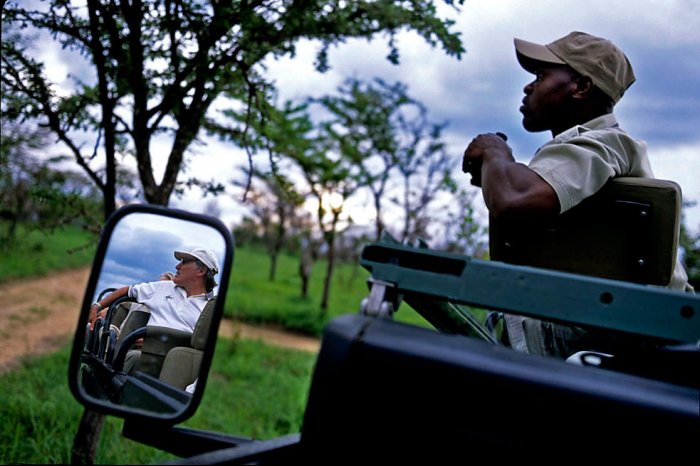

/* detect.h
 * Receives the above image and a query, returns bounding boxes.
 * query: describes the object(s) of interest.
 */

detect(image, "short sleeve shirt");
[528,113,654,213]
[527,113,691,292]
[128,281,208,332]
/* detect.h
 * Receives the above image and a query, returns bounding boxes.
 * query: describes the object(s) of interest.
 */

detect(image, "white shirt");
[128,281,208,332]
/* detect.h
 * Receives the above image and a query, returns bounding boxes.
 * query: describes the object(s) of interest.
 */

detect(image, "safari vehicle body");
[69,202,699,464]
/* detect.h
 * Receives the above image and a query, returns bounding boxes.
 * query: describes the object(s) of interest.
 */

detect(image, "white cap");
[174,248,220,274]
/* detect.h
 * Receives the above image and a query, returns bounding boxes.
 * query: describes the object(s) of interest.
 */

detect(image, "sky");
[33,0,700,234]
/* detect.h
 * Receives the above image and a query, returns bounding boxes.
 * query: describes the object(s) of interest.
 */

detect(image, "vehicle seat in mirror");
[158,298,217,389]
[114,304,151,353]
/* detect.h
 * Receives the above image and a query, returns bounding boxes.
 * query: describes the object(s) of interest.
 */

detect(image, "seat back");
[489,177,681,286]
[158,298,217,389]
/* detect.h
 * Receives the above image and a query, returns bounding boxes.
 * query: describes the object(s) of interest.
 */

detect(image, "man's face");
[520,64,580,133]
[174,258,205,288]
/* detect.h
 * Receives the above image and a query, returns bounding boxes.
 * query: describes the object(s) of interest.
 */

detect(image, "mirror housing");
[68,204,234,423]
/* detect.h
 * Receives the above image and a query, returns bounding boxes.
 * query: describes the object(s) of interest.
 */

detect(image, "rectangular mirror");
[69,204,233,423]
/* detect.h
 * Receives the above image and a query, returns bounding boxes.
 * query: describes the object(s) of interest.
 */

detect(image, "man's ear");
[572,76,595,99]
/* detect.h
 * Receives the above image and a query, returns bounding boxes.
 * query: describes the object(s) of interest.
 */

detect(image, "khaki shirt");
[529,113,654,213]
[528,113,692,292]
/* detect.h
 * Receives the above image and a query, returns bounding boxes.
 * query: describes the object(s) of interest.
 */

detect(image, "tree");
[260,101,359,312]
[316,78,408,240]
[233,166,304,281]
[385,95,454,244]
[0,118,105,244]
[316,77,457,243]
[3,0,465,221]
[439,187,488,257]
[3,2,467,462]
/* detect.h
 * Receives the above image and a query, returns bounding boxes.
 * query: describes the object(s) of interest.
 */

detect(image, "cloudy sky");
[35,0,700,233]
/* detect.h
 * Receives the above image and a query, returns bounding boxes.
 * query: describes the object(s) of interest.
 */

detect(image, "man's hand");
[462,132,510,187]
[88,305,107,330]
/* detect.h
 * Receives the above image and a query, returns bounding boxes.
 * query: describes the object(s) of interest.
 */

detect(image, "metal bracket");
[359,279,401,319]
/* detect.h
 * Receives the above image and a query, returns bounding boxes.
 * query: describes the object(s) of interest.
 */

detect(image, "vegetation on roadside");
[226,244,431,336]
[0,339,316,465]
[0,224,96,283]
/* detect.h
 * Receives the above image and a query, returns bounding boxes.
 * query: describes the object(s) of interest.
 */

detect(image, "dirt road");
[0,267,319,374]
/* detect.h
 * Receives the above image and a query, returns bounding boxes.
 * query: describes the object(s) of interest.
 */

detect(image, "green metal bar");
[360,242,700,343]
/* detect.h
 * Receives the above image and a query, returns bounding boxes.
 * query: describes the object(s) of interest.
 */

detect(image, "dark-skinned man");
[463,31,692,358]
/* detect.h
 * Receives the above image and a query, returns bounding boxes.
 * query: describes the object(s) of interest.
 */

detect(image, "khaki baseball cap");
[174,248,220,274]
[514,31,635,103]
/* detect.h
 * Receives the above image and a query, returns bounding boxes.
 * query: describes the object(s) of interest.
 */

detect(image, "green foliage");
[0,345,175,464]
[0,118,103,241]
[0,224,96,283]
[312,77,456,243]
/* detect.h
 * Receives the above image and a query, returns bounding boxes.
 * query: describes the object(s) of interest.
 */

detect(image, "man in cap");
[89,247,220,333]
[462,31,692,356]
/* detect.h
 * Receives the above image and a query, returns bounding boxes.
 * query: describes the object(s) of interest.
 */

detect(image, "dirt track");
[0,267,319,374]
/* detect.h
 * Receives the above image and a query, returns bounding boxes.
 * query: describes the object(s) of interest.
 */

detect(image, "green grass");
[0,224,96,283]
[0,338,316,464]
[226,245,431,335]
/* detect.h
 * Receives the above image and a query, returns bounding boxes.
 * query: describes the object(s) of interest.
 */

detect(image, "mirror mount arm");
[122,420,261,458]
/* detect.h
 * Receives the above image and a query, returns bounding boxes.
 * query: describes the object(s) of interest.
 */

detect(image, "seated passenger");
[89,247,219,333]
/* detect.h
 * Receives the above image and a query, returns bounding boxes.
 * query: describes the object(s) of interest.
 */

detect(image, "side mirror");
[68,204,234,423]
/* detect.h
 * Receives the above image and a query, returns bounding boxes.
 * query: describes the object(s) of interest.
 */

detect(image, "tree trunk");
[320,236,335,313]
[71,409,105,464]
[269,253,278,281]
[299,238,314,299]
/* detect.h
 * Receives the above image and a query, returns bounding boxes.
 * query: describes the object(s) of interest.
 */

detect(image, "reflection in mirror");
[76,210,229,419]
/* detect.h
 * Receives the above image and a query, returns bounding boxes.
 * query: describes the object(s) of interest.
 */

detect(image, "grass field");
[0,224,96,283]
[227,245,431,334]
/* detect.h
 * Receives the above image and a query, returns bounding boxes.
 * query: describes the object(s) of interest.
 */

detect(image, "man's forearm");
[89,286,130,327]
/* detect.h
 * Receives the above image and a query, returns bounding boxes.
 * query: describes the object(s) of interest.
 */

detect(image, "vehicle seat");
[113,304,151,354]
[158,298,217,389]
[489,177,682,286]
[488,177,682,357]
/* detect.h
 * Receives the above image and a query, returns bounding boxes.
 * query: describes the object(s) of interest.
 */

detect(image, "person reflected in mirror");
[124,270,178,350]
[88,247,219,332]
[462,31,693,358]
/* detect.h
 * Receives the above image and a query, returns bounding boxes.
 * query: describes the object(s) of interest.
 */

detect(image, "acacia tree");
[233,166,304,281]
[253,101,359,312]
[315,78,407,240]
[388,101,454,243]
[2,0,465,221]
[316,78,456,243]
